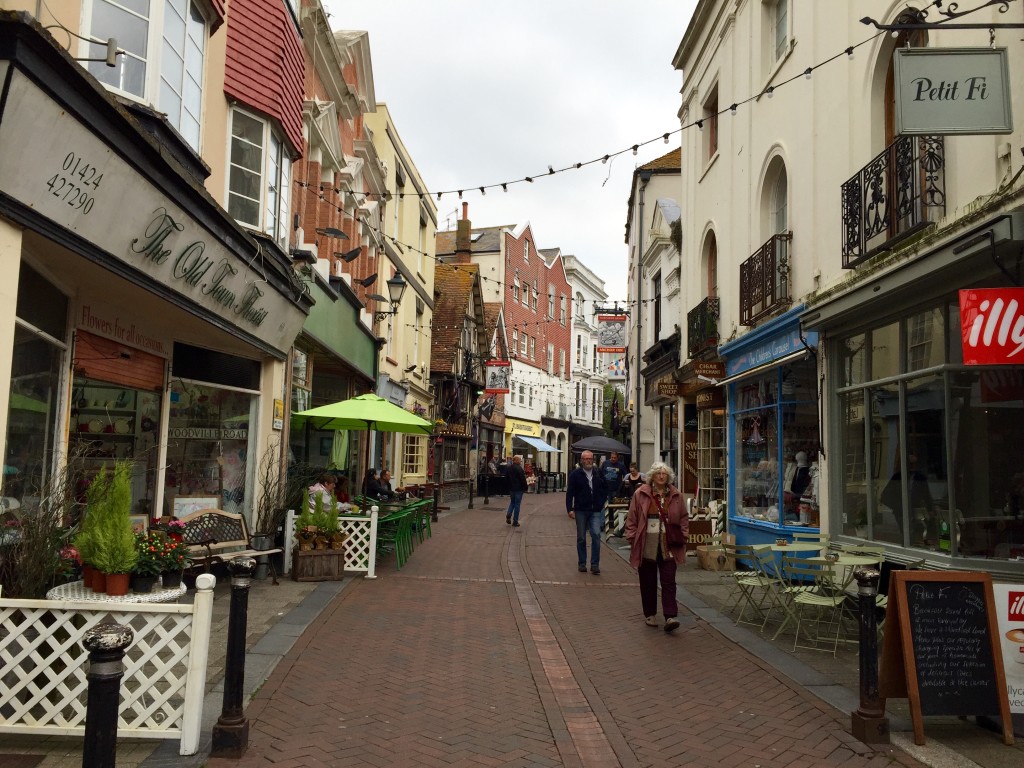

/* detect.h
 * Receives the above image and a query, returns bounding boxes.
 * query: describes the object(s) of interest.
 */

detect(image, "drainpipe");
[635,171,652,468]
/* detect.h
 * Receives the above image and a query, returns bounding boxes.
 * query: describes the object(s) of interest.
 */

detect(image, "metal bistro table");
[46,580,187,603]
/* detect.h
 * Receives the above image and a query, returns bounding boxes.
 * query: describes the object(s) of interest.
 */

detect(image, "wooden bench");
[179,508,282,585]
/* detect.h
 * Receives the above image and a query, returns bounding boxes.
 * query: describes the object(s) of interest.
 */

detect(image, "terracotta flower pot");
[105,573,130,596]
[82,564,95,591]
[92,570,107,594]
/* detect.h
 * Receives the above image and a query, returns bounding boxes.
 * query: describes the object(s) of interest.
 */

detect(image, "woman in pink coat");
[624,461,689,633]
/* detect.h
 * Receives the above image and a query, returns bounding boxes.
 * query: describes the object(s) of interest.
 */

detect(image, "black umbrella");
[571,436,631,454]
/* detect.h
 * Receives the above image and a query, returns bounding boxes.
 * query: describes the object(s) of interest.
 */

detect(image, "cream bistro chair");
[787,560,855,656]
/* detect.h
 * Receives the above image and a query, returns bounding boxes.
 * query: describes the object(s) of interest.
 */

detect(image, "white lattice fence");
[283,509,378,579]
[0,573,215,755]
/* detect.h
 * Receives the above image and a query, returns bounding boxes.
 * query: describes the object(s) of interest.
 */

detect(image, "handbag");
[654,494,686,548]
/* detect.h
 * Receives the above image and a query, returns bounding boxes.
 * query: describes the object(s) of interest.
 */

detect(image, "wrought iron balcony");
[841,134,945,268]
[687,296,720,358]
[740,232,791,326]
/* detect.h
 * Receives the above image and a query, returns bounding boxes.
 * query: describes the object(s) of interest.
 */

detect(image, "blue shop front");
[718,307,820,548]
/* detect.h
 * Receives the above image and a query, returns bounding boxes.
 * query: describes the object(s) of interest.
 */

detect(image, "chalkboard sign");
[880,571,1013,746]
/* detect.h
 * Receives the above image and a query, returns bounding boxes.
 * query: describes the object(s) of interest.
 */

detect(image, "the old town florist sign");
[959,288,1024,365]
[894,48,1012,135]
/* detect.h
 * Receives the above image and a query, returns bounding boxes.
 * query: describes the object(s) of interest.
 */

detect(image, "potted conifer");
[88,461,138,596]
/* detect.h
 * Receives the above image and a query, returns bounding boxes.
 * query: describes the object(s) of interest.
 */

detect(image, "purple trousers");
[638,553,678,619]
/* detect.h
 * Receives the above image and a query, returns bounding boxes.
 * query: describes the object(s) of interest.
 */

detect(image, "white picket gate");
[0,572,216,755]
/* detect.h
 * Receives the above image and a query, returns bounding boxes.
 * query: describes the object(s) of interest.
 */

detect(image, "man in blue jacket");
[566,451,608,574]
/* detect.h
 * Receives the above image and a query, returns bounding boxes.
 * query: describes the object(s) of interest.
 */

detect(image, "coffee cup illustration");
[1006,627,1024,663]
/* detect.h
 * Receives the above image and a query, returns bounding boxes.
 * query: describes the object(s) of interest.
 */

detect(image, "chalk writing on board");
[906,581,999,714]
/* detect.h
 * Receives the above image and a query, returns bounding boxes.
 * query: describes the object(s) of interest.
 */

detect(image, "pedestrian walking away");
[565,450,608,574]
[624,461,688,632]
[506,454,528,527]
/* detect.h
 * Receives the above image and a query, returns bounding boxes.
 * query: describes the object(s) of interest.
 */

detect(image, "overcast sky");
[323,0,698,302]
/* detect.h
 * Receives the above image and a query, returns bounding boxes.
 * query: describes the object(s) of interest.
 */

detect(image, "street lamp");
[373,273,408,321]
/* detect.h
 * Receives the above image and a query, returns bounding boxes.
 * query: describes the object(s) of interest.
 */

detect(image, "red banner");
[959,288,1024,365]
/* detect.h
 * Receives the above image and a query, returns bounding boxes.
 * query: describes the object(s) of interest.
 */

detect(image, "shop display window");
[731,361,819,527]
[163,380,257,517]
[696,408,726,508]
[835,295,1024,560]
[4,265,67,518]
[69,379,161,520]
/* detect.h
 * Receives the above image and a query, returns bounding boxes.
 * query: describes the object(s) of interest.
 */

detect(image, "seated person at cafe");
[308,473,348,511]
[335,475,352,504]
[372,469,406,501]
[363,468,380,497]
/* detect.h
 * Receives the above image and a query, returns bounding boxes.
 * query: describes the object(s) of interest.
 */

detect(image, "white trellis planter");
[0,573,216,755]
[283,508,379,579]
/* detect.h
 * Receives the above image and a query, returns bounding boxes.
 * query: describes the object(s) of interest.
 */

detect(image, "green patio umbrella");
[293,394,434,487]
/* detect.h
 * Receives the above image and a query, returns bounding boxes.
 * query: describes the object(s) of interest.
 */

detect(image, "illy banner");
[959,288,1024,365]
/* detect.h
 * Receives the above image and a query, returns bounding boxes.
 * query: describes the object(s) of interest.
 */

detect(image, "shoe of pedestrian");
[512,521,520,527]
[578,565,587,572]
[590,567,600,575]
[506,515,511,524]
[664,617,681,633]
[645,616,658,627]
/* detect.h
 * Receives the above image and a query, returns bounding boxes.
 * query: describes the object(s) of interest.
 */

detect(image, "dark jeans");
[575,508,603,568]
[638,552,678,619]
[507,491,524,523]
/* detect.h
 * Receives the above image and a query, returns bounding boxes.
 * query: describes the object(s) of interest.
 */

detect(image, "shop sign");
[696,389,725,410]
[959,288,1024,365]
[169,427,248,440]
[484,360,511,394]
[657,381,683,397]
[504,419,540,437]
[726,328,818,377]
[272,399,284,430]
[691,360,725,378]
[596,315,627,353]
[991,584,1024,713]
[895,48,1013,136]
[0,70,305,354]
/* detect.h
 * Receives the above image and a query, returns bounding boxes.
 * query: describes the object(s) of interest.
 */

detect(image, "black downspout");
[635,171,652,469]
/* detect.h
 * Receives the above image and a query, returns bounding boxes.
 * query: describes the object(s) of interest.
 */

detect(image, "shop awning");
[514,435,559,452]
[717,350,810,387]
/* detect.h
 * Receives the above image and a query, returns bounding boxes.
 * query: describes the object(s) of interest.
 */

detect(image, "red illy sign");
[959,288,1024,365]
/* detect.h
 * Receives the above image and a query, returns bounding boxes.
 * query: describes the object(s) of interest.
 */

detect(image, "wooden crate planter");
[291,545,347,581]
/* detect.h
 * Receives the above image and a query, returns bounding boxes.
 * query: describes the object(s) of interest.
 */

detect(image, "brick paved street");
[209,493,925,768]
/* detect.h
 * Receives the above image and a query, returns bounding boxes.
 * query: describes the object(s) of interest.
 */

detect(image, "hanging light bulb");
[729,103,737,115]
[575,162,582,169]
[663,133,670,144]
[601,155,609,164]
[846,46,854,59]
[436,192,442,201]
[458,190,463,199]
[501,183,507,192]
[765,86,775,99]
[548,165,555,174]
[480,187,485,195]
[525,176,533,183]
[632,145,639,156]
[696,120,704,131]
[804,67,813,79]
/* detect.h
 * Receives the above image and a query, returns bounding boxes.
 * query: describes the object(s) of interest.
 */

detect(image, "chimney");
[455,202,472,264]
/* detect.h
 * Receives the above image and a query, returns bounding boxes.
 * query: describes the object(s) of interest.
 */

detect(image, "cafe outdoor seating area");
[699,534,924,657]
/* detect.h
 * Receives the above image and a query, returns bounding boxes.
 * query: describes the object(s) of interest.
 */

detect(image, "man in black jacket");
[565,451,609,574]
[505,455,528,527]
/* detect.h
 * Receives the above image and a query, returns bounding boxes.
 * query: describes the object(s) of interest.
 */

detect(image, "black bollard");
[468,477,474,509]
[850,567,889,744]
[82,623,134,768]
[432,485,440,523]
[211,557,256,759]
[483,473,490,505]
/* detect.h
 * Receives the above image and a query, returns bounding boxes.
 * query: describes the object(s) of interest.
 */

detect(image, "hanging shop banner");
[959,288,1024,365]
[895,48,1013,135]
[484,360,511,394]
[596,315,628,353]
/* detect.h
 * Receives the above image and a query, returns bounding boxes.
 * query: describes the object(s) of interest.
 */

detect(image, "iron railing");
[687,296,720,358]
[841,134,945,268]
[740,232,791,326]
